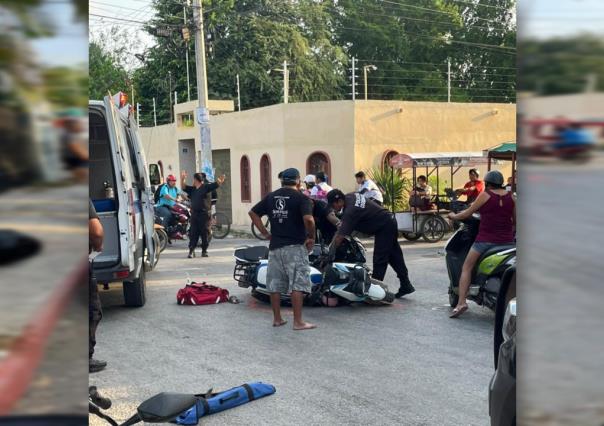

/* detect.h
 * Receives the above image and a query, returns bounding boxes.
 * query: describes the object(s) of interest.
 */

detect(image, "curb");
[0,258,88,415]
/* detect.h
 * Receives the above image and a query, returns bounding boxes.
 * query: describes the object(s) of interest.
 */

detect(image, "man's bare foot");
[293,322,317,331]
[273,319,288,327]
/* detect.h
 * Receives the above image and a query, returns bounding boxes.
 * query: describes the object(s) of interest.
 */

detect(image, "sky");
[32,0,604,67]
[31,2,88,67]
[520,0,604,39]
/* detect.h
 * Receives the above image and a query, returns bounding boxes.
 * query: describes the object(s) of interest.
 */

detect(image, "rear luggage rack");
[234,261,257,287]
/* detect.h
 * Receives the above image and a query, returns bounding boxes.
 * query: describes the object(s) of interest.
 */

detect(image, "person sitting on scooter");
[455,169,484,203]
[156,175,186,227]
[447,170,515,318]
[327,189,415,298]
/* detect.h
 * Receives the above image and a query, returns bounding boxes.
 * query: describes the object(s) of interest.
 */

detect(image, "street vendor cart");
[388,152,489,243]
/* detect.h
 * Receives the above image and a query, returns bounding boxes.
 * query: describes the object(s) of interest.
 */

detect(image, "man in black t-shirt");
[327,189,415,298]
[249,168,317,331]
[181,171,225,258]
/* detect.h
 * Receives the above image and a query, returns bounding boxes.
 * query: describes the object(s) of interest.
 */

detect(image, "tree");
[43,66,87,107]
[133,0,348,125]
[89,41,130,101]
[519,36,604,95]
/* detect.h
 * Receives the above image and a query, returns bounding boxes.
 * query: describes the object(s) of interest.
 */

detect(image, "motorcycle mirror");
[136,392,197,423]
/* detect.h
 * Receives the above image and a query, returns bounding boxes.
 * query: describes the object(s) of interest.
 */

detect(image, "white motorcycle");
[233,238,395,306]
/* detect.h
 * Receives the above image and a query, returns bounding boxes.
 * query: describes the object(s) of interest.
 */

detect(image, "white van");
[89,93,156,307]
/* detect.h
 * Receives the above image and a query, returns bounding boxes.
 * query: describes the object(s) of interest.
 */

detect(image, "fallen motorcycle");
[233,237,395,306]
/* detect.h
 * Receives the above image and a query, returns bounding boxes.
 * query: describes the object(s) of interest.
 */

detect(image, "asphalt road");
[519,153,604,425]
[90,235,495,426]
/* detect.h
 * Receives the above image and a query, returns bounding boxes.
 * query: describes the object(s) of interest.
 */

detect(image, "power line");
[445,0,512,11]
[356,58,516,70]
[381,0,512,25]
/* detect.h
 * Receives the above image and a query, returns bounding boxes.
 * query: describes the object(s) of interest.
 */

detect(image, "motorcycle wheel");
[401,232,421,241]
[156,228,169,253]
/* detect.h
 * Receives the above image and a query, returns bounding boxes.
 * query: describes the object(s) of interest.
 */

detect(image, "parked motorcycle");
[234,237,395,306]
[444,208,516,310]
[154,201,191,244]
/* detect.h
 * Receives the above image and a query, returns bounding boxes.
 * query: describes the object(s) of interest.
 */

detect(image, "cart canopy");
[485,142,516,161]
[389,152,488,169]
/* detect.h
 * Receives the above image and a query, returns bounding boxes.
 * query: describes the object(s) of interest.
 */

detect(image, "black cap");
[280,168,300,183]
[327,189,345,204]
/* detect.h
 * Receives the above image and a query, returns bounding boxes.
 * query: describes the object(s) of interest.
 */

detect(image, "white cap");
[303,174,316,184]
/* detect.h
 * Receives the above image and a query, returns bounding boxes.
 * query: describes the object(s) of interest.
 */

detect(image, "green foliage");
[89,41,130,101]
[519,35,604,95]
[43,66,87,108]
[366,167,412,212]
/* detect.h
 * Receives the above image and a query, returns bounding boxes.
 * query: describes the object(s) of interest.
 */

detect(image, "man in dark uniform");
[89,199,106,373]
[249,168,317,330]
[310,198,340,245]
[327,189,415,298]
[181,171,226,258]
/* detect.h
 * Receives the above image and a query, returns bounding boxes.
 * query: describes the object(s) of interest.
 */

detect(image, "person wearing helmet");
[355,171,383,205]
[249,168,317,331]
[156,174,186,228]
[303,175,316,196]
[327,189,415,298]
[455,168,484,203]
[447,170,515,318]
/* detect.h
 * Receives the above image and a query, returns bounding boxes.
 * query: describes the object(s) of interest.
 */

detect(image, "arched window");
[240,155,251,202]
[306,151,331,181]
[382,150,399,170]
[260,154,271,198]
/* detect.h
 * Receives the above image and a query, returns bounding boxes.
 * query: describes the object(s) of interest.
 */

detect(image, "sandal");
[449,305,468,318]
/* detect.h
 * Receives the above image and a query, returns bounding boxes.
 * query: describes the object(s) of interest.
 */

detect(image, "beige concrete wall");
[210,101,355,225]
[353,101,516,190]
[519,93,604,120]
[139,123,180,178]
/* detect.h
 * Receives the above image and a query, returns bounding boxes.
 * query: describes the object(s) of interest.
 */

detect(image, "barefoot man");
[249,168,317,331]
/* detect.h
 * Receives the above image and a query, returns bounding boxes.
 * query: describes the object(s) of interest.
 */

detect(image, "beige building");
[141,100,516,226]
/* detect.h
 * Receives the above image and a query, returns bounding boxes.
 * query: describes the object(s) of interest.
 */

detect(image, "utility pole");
[350,57,358,101]
[153,98,157,127]
[168,71,173,122]
[447,59,451,103]
[283,60,289,104]
[174,91,178,105]
[183,2,191,102]
[236,74,241,111]
[192,0,214,180]
[363,64,377,101]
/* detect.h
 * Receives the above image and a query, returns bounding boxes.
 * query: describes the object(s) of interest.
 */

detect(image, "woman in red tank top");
[447,170,515,318]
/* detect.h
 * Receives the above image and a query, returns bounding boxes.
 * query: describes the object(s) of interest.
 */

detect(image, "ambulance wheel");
[123,268,146,307]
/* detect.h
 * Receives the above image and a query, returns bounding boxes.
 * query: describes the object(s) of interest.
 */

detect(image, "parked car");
[89,93,156,307]
[489,266,516,426]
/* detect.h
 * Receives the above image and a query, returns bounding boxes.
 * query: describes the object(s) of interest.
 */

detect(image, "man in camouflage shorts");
[249,168,317,330]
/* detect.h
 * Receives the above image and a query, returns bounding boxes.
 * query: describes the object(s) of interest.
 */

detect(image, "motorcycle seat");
[234,246,269,263]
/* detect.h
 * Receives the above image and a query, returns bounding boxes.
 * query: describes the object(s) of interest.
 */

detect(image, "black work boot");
[201,251,209,258]
[188,248,195,258]
[89,358,107,373]
[395,279,415,298]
